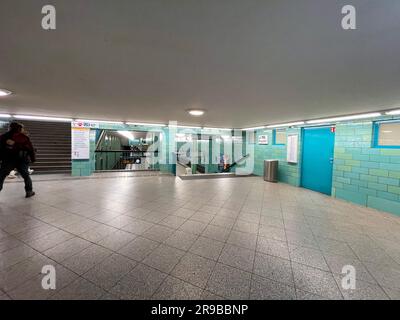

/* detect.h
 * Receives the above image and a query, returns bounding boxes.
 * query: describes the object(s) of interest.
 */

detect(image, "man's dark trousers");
[0,161,33,192]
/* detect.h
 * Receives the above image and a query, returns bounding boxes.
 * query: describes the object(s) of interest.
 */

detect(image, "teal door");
[301,127,335,195]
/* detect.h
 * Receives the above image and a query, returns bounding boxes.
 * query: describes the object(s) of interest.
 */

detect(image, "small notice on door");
[72,127,90,160]
[287,134,298,163]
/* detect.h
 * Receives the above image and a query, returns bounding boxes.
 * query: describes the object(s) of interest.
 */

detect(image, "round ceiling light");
[0,89,12,97]
[188,109,205,116]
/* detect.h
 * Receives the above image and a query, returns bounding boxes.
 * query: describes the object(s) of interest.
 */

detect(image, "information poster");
[287,134,299,163]
[72,127,90,160]
[258,135,269,145]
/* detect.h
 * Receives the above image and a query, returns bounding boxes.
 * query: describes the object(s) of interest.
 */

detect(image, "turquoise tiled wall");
[253,128,302,187]
[332,120,400,216]
[69,118,400,216]
[251,118,399,216]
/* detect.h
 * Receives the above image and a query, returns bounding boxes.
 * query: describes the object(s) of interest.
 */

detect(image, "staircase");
[1,120,72,174]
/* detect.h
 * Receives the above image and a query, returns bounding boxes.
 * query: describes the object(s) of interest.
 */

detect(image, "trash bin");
[264,160,278,182]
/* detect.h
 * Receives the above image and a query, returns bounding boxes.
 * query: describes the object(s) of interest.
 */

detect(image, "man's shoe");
[25,191,36,198]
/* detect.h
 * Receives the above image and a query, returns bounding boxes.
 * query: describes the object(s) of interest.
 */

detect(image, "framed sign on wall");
[258,134,269,145]
[71,127,90,160]
[287,134,299,163]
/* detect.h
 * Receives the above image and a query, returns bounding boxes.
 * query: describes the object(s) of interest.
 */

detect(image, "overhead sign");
[258,135,269,145]
[72,127,90,160]
[72,121,99,129]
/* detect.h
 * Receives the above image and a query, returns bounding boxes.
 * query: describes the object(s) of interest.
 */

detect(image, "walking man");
[0,122,36,197]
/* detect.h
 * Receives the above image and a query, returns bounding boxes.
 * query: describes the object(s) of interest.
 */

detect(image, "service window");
[274,129,286,145]
[375,121,400,148]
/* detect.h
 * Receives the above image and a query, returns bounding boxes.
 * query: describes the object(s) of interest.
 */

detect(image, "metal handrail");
[95,130,106,150]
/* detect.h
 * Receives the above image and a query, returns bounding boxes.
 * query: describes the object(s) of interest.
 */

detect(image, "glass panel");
[379,123,400,146]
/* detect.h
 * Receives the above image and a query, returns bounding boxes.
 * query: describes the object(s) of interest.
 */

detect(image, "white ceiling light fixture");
[14,115,73,122]
[187,109,205,117]
[386,109,400,116]
[0,89,12,97]
[242,126,266,131]
[117,131,134,140]
[203,127,232,131]
[173,125,202,129]
[127,122,166,127]
[76,119,124,125]
[307,112,381,124]
[0,113,12,118]
[266,121,305,128]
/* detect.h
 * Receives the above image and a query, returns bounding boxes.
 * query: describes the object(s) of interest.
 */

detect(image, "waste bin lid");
[265,159,279,162]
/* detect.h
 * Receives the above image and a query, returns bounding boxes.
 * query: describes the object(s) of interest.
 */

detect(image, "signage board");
[258,135,269,145]
[72,127,90,160]
[72,121,99,129]
[287,134,299,163]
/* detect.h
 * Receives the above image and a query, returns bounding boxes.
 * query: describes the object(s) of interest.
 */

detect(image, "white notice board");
[258,135,269,145]
[72,127,90,160]
[287,134,299,163]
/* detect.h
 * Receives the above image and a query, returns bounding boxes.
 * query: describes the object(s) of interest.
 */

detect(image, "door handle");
[329,158,334,164]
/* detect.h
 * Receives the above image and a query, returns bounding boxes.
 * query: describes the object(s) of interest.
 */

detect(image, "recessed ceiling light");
[188,109,205,116]
[0,89,12,97]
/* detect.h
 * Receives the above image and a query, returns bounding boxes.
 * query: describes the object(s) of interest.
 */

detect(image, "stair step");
[34,161,71,164]
[32,170,72,174]
[11,120,73,175]
[31,165,71,169]
[33,143,71,146]
[33,142,71,144]
[37,147,71,150]
[38,154,71,156]
[36,155,71,159]
[33,142,71,145]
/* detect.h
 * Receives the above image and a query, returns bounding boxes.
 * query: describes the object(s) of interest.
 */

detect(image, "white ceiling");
[1,0,400,128]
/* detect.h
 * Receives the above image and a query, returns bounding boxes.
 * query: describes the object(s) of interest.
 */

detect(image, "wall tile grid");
[253,128,301,187]
[251,119,399,215]
[69,118,400,215]
[332,120,400,215]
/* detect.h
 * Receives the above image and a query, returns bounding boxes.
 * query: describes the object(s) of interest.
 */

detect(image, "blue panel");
[301,127,335,195]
